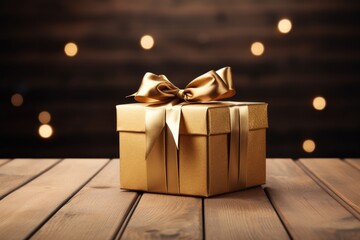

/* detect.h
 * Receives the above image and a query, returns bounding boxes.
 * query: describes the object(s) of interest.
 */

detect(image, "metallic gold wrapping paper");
[117,102,268,197]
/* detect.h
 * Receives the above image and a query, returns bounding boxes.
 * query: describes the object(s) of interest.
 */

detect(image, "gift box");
[116,67,268,197]
[116,102,268,197]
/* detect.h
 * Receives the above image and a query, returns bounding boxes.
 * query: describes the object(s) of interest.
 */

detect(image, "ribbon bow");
[130,67,235,158]
[131,67,235,104]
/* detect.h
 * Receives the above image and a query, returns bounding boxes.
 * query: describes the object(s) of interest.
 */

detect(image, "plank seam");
[24,158,111,240]
[295,160,360,220]
[263,186,293,240]
[115,193,143,240]
[342,158,360,171]
[202,197,206,240]
[0,158,64,201]
[0,159,12,167]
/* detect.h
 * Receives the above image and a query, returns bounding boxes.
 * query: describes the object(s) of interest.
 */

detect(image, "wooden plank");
[265,158,360,240]
[121,193,202,239]
[0,158,61,199]
[298,158,360,218]
[345,159,360,170]
[0,158,109,240]
[204,187,289,240]
[31,159,138,240]
[0,159,11,167]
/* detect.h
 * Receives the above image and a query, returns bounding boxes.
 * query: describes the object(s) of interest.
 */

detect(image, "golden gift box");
[116,67,268,197]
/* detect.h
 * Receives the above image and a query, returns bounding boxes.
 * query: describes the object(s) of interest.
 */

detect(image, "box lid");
[116,102,268,135]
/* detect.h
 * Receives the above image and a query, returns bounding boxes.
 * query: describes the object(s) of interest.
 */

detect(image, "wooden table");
[0,158,359,240]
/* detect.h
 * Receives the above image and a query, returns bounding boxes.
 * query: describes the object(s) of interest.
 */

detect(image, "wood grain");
[204,187,289,240]
[121,193,202,239]
[265,158,360,240]
[298,158,360,218]
[31,159,138,240]
[0,158,61,199]
[0,158,109,240]
[0,159,11,167]
[345,159,360,170]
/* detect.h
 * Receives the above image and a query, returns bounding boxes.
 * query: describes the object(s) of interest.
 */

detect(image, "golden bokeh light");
[64,42,78,57]
[39,124,53,139]
[278,18,292,34]
[11,93,23,107]
[38,111,51,124]
[140,35,154,50]
[251,42,265,56]
[313,96,326,110]
[303,139,316,153]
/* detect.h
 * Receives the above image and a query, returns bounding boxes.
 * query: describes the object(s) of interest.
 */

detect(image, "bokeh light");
[64,42,78,57]
[251,42,265,56]
[140,35,154,50]
[278,19,292,34]
[11,93,23,107]
[303,139,316,153]
[39,124,53,138]
[313,96,326,110]
[38,111,51,124]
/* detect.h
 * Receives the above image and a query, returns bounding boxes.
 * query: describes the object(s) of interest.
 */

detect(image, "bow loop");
[131,72,179,103]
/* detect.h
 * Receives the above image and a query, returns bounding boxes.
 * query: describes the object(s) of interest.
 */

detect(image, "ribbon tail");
[165,105,182,149]
[145,107,166,159]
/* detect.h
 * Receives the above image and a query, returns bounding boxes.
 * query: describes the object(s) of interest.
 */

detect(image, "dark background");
[1,0,359,158]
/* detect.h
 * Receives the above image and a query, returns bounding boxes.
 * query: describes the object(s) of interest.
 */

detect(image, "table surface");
[0,158,359,240]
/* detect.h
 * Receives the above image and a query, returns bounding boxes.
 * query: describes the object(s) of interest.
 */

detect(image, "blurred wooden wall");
[1,0,360,157]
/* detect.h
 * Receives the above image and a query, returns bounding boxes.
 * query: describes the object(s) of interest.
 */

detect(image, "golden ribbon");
[131,67,235,157]
[130,67,250,193]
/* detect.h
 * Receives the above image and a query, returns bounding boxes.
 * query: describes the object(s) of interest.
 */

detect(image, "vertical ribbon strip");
[145,107,166,158]
[227,104,249,190]
[228,106,240,191]
[238,106,249,188]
